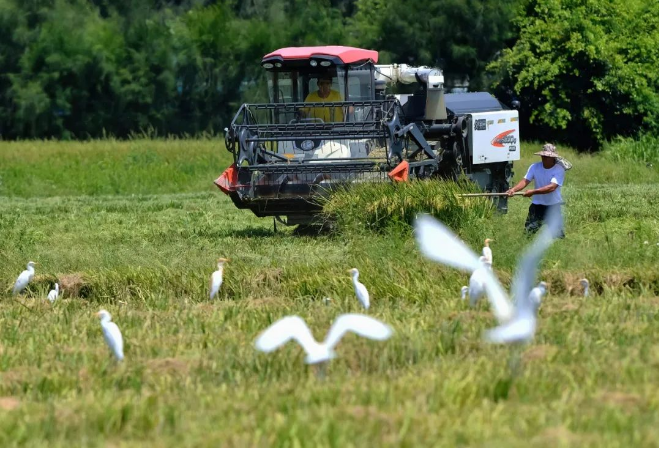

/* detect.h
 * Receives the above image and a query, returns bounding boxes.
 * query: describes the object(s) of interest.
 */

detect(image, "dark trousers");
[525,203,565,238]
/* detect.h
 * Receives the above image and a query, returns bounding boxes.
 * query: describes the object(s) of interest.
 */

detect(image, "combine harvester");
[215,46,520,227]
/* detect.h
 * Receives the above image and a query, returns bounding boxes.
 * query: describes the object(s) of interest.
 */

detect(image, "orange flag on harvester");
[214,163,238,194]
[388,160,409,182]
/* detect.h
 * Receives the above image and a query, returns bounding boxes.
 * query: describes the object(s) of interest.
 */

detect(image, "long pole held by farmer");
[506,143,571,238]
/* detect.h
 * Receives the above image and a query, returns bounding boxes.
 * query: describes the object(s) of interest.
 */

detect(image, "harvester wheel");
[491,162,513,213]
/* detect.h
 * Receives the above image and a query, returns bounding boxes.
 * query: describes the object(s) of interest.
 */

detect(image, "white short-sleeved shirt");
[524,162,565,206]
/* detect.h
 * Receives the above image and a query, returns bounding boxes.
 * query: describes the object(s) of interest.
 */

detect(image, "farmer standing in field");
[506,143,572,237]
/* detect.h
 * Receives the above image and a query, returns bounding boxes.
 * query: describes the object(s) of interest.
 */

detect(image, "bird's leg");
[314,362,328,380]
[507,345,524,379]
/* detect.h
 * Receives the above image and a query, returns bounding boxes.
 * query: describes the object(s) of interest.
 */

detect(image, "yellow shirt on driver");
[303,90,344,122]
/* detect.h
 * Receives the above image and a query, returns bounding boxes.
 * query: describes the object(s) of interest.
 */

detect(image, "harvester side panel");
[468,110,520,165]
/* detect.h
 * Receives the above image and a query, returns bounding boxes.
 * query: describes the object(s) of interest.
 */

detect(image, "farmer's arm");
[522,182,558,197]
[506,178,530,196]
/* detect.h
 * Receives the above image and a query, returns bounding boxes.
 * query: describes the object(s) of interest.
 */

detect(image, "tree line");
[0,0,657,149]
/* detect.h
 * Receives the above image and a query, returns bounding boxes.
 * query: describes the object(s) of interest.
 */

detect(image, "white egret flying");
[580,278,590,297]
[348,268,370,310]
[482,238,494,264]
[47,283,59,303]
[414,218,513,323]
[13,261,37,296]
[484,210,562,344]
[255,314,392,365]
[96,309,124,362]
[209,258,229,300]
[414,207,562,344]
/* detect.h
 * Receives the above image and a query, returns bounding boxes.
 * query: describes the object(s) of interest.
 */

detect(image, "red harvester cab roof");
[262,46,378,64]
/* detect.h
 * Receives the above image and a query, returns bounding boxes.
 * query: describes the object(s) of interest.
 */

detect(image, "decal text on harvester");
[491,129,516,147]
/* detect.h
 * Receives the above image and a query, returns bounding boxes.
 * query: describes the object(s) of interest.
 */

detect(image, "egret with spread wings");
[414,207,562,344]
[255,314,392,365]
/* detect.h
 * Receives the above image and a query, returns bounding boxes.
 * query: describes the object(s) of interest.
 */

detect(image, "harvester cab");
[216,46,520,225]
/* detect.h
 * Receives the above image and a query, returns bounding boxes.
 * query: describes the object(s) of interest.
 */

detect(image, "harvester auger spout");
[215,46,520,225]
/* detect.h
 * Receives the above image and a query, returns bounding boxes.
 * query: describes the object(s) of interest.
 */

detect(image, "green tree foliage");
[2,0,656,148]
[2,0,183,138]
[0,0,34,137]
[0,0,351,138]
[489,0,659,150]
[348,0,518,90]
[170,0,347,133]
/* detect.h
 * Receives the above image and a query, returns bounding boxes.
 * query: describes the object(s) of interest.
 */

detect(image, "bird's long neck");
[351,272,359,283]
[27,266,35,274]
[584,285,589,296]
[216,264,224,272]
[55,284,59,293]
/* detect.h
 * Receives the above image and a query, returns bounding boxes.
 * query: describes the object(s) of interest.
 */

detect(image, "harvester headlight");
[263,63,274,69]
[320,61,331,67]
[275,62,282,68]
[300,140,315,151]
[310,60,318,67]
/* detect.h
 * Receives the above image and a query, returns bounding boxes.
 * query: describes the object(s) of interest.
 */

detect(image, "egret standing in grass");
[255,314,392,366]
[580,278,590,297]
[460,286,469,301]
[13,261,36,296]
[47,283,59,303]
[527,281,547,311]
[468,256,492,307]
[209,258,229,300]
[348,268,370,310]
[482,238,493,264]
[96,310,124,362]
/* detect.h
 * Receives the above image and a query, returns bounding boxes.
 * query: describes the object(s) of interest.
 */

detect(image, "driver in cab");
[302,75,344,122]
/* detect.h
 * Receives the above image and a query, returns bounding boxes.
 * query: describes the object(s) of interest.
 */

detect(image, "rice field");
[0,139,658,446]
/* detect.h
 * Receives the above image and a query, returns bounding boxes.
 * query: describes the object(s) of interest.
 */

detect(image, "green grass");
[1,139,659,446]
[603,134,659,166]
[0,138,229,197]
